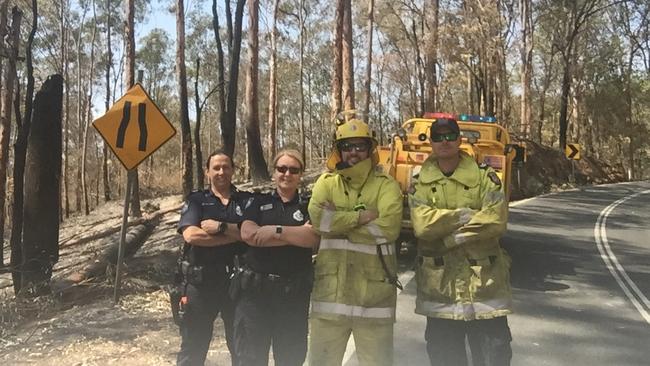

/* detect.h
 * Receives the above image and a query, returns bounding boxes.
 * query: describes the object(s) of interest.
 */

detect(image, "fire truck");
[377,112,525,254]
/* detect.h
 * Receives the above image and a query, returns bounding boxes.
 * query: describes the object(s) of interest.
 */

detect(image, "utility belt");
[169,256,241,326]
[418,253,497,267]
[229,265,313,300]
[178,260,235,286]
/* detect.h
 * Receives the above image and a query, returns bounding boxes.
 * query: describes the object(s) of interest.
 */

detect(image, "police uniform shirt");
[241,190,312,276]
[178,187,252,267]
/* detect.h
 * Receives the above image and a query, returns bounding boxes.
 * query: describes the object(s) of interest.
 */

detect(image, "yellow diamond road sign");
[565,143,581,160]
[93,83,176,170]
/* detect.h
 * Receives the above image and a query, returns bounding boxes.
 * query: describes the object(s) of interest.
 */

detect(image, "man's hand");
[251,225,277,246]
[457,208,476,225]
[200,219,222,235]
[320,201,336,210]
[358,209,379,225]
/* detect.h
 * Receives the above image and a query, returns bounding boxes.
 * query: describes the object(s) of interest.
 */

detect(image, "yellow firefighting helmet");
[326,110,379,170]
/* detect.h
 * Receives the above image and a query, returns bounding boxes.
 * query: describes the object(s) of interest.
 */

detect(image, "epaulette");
[183,189,203,200]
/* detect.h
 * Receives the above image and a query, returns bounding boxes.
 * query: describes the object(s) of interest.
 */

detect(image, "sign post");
[93,82,176,303]
[565,143,581,184]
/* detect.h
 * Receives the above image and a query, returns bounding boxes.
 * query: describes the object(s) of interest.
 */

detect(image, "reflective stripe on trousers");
[311,301,395,319]
[319,238,395,256]
[416,298,512,319]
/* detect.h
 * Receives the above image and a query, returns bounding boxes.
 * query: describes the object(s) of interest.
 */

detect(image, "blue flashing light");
[458,114,497,123]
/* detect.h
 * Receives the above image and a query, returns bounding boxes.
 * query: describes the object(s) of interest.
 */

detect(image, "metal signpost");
[92,82,176,303]
[565,143,581,183]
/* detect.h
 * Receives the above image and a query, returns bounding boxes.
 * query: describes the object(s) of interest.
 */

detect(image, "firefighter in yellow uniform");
[410,117,513,366]
[308,113,403,366]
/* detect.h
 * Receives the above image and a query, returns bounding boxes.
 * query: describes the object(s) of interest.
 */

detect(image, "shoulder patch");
[488,171,502,186]
[181,201,189,214]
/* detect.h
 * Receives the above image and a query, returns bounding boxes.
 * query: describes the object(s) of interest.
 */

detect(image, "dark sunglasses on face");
[275,166,301,174]
[338,142,370,152]
[431,132,459,142]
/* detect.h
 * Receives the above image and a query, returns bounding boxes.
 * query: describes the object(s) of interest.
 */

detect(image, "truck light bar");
[423,112,456,119]
[458,114,497,123]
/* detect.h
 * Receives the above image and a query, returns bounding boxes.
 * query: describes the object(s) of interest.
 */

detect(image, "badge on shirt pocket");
[293,210,304,222]
[260,203,273,211]
[235,205,243,216]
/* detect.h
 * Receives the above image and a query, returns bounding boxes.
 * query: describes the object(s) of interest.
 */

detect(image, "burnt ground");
[0,196,233,366]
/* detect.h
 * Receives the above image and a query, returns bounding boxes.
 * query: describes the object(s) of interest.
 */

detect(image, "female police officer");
[177,150,251,366]
[236,149,319,366]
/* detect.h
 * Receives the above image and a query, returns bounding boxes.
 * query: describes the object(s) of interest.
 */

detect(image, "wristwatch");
[217,221,228,234]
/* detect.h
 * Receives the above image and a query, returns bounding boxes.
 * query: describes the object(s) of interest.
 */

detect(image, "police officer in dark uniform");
[177,150,251,366]
[235,149,319,366]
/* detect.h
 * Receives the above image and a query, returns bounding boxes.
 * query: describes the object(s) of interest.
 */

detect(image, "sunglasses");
[431,133,459,142]
[275,166,301,174]
[338,142,370,152]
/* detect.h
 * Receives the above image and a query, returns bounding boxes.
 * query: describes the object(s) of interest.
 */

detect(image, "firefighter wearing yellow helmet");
[410,117,513,366]
[307,111,403,366]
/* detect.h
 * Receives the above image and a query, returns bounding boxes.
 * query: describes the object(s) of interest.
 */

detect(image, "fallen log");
[59,204,181,250]
[66,219,158,284]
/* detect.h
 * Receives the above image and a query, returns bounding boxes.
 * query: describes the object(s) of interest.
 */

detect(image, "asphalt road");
[343,181,650,366]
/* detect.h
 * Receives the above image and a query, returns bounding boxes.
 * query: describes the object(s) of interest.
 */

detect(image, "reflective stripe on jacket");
[309,158,403,323]
[409,152,512,320]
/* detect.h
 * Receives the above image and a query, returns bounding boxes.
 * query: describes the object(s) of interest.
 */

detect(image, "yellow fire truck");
[377,112,525,254]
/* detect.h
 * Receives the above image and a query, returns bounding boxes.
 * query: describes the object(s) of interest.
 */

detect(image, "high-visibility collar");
[312,301,395,319]
[419,152,479,188]
[335,158,374,190]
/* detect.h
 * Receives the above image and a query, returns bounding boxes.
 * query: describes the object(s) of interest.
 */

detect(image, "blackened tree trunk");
[194,57,204,189]
[103,0,112,202]
[20,74,63,297]
[125,0,141,217]
[245,0,268,183]
[2,7,21,290]
[177,0,193,197]
[10,0,37,294]
[212,0,246,157]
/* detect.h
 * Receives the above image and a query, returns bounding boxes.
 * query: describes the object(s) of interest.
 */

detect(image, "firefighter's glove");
[457,208,476,226]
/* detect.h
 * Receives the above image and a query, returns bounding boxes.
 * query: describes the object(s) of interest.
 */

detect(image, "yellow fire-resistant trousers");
[307,317,393,366]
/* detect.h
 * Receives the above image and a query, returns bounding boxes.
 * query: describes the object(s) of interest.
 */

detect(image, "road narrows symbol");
[116,101,131,148]
[115,102,148,151]
[138,103,147,151]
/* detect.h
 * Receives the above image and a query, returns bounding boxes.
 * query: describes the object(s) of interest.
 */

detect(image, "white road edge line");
[342,270,416,365]
[594,189,650,324]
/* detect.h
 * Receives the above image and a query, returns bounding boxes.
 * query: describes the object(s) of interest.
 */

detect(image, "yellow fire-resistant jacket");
[308,158,403,324]
[409,152,512,321]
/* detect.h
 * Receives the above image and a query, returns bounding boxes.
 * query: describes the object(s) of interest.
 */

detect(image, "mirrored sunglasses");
[431,132,459,142]
[275,166,301,174]
[338,142,370,152]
